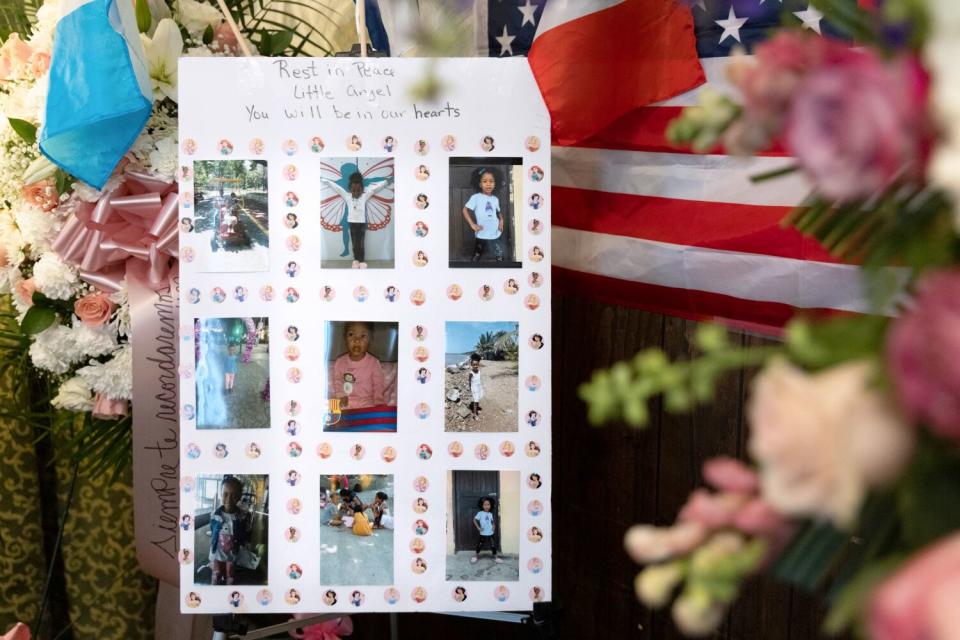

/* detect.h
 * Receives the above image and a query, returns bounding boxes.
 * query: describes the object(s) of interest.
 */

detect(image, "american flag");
[480,0,867,332]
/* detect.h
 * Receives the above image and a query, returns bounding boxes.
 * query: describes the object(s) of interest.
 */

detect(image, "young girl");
[320,172,393,269]
[209,476,251,585]
[223,344,239,391]
[468,353,483,421]
[352,504,373,536]
[462,168,504,262]
[370,491,391,528]
[471,497,504,565]
[331,322,385,409]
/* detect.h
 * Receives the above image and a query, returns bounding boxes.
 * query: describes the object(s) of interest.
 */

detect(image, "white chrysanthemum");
[14,203,60,256]
[77,345,133,400]
[110,283,131,338]
[34,0,62,42]
[0,126,35,206]
[175,0,223,39]
[0,210,24,267]
[26,75,50,126]
[71,173,123,202]
[29,324,79,374]
[71,321,118,358]
[32,253,79,300]
[148,135,178,178]
[51,376,95,412]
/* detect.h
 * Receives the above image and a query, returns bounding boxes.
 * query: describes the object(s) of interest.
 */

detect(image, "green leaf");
[20,306,56,335]
[785,315,889,372]
[0,0,38,42]
[8,117,36,145]
[135,0,151,33]
[823,556,904,636]
[897,435,960,549]
[771,520,848,591]
[54,168,74,196]
[257,28,292,55]
[202,23,214,45]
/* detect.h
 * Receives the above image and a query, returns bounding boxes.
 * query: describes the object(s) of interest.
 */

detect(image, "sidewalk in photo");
[446,550,520,581]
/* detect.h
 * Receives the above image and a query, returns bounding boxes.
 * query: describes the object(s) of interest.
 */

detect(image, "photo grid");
[178,58,550,614]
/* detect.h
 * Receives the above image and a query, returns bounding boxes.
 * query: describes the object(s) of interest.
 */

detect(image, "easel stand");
[211,602,561,639]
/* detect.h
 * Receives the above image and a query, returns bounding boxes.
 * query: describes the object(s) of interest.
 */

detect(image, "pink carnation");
[14,278,35,307]
[888,269,960,441]
[785,52,929,201]
[869,533,960,640]
[92,394,128,420]
[212,22,240,54]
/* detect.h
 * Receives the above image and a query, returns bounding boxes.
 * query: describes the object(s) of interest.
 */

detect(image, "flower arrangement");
[0,0,334,476]
[581,1,960,637]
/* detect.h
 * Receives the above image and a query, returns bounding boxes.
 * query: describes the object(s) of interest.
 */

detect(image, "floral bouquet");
[0,0,337,477]
[581,1,960,637]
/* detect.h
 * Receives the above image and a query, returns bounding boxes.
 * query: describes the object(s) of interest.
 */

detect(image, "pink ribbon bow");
[288,614,353,640]
[52,171,179,292]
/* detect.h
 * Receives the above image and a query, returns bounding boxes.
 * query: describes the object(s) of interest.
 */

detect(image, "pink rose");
[92,394,128,420]
[21,179,58,212]
[30,51,50,77]
[74,293,115,327]
[0,33,33,80]
[785,51,928,201]
[703,456,759,494]
[887,269,960,441]
[15,279,36,307]
[212,22,240,54]
[869,533,960,640]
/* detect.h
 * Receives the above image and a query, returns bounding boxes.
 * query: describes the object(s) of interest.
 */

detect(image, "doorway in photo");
[448,158,523,268]
[446,470,520,581]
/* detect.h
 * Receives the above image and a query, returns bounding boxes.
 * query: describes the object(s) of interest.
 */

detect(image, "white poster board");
[177,57,551,613]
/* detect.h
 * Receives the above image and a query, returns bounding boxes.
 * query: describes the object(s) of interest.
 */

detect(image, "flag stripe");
[552,266,849,331]
[552,186,839,263]
[552,146,809,206]
[552,227,870,312]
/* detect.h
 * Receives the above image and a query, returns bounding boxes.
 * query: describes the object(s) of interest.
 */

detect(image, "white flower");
[70,321,117,358]
[14,204,60,256]
[141,19,183,103]
[175,0,224,39]
[29,324,79,374]
[52,376,95,412]
[0,210,24,268]
[77,345,133,400]
[32,253,79,300]
[110,283,131,338]
[148,135,178,178]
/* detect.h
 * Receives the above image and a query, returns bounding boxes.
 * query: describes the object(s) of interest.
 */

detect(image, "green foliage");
[824,556,904,636]
[784,188,957,288]
[256,28,294,55]
[223,0,338,56]
[19,305,55,335]
[202,23,214,45]
[54,168,74,196]
[784,315,889,372]
[896,434,960,549]
[771,520,849,591]
[135,0,152,33]
[8,118,37,145]
[0,0,41,42]
[665,89,741,152]
[579,324,779,427]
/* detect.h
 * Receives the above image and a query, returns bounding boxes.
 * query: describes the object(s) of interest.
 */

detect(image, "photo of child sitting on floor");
[319,475,394,585]
[323,321,399,432]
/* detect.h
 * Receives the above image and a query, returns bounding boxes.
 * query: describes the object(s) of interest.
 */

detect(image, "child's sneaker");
[351,260,360,269]
[359,262,368,269]
[470,556,478,564]
[494,556,504,564]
